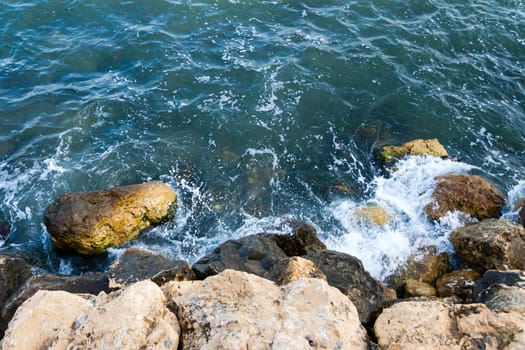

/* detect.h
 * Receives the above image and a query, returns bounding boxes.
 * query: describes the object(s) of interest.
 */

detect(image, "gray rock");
[474,270,525,311]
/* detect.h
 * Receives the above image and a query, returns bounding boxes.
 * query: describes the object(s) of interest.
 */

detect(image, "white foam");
[327,156,477,279]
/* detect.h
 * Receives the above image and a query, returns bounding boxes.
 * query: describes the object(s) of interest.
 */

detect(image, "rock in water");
[425,174,505,221]
[44,182,177,255]
[163,269,369,350]
[450,219,525,271]
[381,138,448,164]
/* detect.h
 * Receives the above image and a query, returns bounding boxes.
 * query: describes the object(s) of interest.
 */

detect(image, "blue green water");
[1,0,524,278]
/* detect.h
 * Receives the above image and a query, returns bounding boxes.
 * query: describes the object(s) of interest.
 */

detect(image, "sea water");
[1,0,524,279]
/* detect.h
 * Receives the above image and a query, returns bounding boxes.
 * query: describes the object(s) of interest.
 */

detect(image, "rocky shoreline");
[1,139,525,349]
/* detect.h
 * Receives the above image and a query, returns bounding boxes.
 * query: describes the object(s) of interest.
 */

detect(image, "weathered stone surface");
[192,222,326,280]
[403,279,437,297]
[108,248,194,289]
[269,256,326,285]
[374,300,525,350]
[387,250,451,291]
[381,138,448,164]
[425,174,505,221]
[0,272,109,335]
[436,270,481,301]
[474,270,525,311]
[0,255,31,337]
[354,205,391,226]
[304,250,394,325]
[450,219,525,271]
[44,182,177,255]
[515,197,525,227]
[163,269,368,350]
[0,290,91,350]
[1,280,179,350]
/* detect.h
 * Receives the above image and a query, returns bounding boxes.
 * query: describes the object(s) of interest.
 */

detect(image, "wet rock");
[387,249,451,291]
[0,220,9,240]
[191,222,326,280]
[163,269,368,350]
[450,219,525,271]
[354,205,391,226]
[374,300,525,349]
[268,256,326,285]
[304,250,394,325]
[0,272,109,336]
[381,138,448,164]
[403,279,437,297]
[0,255,31,334]
[1,280,179,350]
[474,270,525,311]
[191,233,289,280]
[108,248,194,289]
[514,197,525,226]
[44,182,177,255]
[425,174,505,221]
[436,270,481,301]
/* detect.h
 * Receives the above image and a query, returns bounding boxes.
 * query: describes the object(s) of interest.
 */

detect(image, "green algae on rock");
[44,182,177,255]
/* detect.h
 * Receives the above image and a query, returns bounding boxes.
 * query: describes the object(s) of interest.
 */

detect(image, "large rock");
[0,255,31,335]
[374,300,525,349]
[0,272,109,335]
[381,138,448,164]
[268,256,327,285]
[436,270,481,301]
[163,269,368,350]
[44,182,177,255]
[354,205,392,226]
[1,280,179,349]
[474,270,525,311]
[450,219,525,271]
[304,250,394,325]
[425,174,505,221]
[108,248,194,289]
[191,221,326,280]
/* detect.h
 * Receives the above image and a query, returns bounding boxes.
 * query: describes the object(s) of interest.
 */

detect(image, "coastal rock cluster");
[1,138,525,349]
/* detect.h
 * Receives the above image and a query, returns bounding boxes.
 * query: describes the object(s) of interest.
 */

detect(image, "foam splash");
[326,156,477,279]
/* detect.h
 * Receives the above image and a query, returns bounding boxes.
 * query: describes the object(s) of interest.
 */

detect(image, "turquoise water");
[1,0,524,278]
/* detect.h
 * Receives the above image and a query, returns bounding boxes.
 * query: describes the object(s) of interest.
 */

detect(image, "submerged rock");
[374,300,525,349]
[424,174,505,221]
[381,138,448,164]
[44,182,177,255]
[1,280,179,350]
[0,220,9,240]
[108,248,194,289]
[163,269,369,350]
[450,219,525,271]
[354,205,392,226]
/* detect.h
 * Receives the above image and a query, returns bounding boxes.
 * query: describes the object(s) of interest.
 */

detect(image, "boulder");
[354,205,391,226]
[0,255,31,326]
[1,280,179,349]
[163,269,368,350]
[191,222,326,280]
[436,270,481,301]
[108,248,194,289]
[425,174,505,221]
[268,256,326,285]
[374,300,525,349]
[403,279,437,298]
[0,272,109,335]
[474,270,525,311]
[0,220,9,240]
[387,249,451,291]
[304,250,394,325]
[44,182,177,255]
[381,138,448,164]
[450,219,525,271]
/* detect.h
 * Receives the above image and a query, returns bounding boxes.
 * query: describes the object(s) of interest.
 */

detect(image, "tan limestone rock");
[44,182,177,255]
[269,256,326,285]
[354,205,392,226]
[374,300,525,350]
[403,279,437,298]
[381,138,448,164]
[163,269,368,350]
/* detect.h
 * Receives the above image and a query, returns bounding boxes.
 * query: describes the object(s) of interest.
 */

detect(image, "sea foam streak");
[326,156,476,279]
